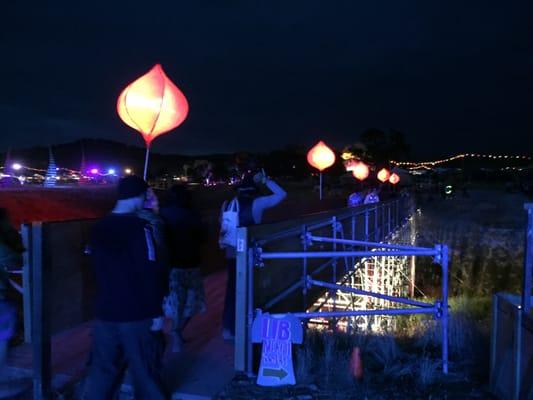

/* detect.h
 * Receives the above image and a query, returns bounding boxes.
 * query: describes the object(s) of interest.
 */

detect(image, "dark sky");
[2,1,533,157]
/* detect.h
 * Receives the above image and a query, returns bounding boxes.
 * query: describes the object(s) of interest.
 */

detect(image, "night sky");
[2,1,533,157]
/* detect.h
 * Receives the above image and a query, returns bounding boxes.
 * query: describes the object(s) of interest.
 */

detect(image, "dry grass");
[294,296,491,397]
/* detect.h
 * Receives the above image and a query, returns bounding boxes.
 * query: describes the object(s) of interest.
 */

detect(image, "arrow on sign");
[263,368,288,380]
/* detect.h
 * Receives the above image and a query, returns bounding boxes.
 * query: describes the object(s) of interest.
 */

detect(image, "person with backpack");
[160,185,207,353]
[219,170,286,340]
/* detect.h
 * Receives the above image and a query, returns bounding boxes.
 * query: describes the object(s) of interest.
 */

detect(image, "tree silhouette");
[356,128,411,164]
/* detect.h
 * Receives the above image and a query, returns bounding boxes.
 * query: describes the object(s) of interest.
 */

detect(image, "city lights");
[12,163,22,171]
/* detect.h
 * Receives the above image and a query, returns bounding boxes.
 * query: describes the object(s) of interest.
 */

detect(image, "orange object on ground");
[349,346,364,380]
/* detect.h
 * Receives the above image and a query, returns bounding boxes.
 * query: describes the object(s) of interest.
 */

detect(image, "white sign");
[251,312,303,386]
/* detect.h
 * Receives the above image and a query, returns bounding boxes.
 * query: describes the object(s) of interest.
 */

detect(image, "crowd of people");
[85,169,286,399]
[347,187,381,207]
[0,167,386,399]
[0,167,288,399]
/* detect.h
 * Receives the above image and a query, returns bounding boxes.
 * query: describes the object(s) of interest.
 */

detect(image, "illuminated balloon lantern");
[344,159,357,172]
[117,64,189,179]
[307,141,336,200]
[352,162,369,181]
[377,168,390,183]
[389,173,400,185]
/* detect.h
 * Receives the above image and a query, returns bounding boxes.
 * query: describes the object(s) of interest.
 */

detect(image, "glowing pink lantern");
[307,141,336,172]
[352,162,369,181]
[389,173,400,185]
[307,141,336,200]
[344,159,358,172]
[117,64,189,179]
[377,168,390,183]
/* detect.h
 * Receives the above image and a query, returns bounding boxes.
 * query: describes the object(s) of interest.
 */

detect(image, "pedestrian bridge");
[6,195,451,399]
[232,196,450,376]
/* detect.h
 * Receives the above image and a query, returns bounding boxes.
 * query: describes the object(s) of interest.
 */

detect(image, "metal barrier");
[522,203,532,314]
[490,293,533,400]
[490,203,533,400]
[18,220,95,400]
[234,196,450,376]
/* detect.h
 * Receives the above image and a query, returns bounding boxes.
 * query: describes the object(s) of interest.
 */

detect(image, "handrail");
[256,199,403,245]
[234,195,450,378]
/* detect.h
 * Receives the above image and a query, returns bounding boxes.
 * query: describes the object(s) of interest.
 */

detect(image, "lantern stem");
[319,172,323,200]
[143,145,151,181]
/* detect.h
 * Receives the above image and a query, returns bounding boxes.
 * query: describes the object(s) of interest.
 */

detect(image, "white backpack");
[219,198,240,249]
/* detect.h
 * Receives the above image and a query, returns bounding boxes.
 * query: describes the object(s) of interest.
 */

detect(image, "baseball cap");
[117,175,149,200]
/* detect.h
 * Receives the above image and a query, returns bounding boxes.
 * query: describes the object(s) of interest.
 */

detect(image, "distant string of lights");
[500,166,527,172]
[391,153,532,168]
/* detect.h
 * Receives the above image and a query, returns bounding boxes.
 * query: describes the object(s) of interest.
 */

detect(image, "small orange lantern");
[307,141,336,200]
[377,168,390,183]
[352,162,369,181]
[344,159,358,172]
[389,173,400,185]
[307,141,336,172]
[117,64,189,179]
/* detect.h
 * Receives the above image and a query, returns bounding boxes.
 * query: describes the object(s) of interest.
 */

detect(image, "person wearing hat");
[221,170,286,340]
[86,176,168,400]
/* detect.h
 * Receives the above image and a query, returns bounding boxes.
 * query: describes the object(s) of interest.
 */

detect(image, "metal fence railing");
[490,203,533,400]
[234,196,451,377]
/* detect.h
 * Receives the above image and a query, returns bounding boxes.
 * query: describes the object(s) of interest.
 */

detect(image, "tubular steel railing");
[490,203,533,399]
[522,203,532,314]
[234,196,451,378]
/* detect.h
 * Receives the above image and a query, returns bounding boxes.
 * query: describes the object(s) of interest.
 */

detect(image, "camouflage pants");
[163,268,206,332]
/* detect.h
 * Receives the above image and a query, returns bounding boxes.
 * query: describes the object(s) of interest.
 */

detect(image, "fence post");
[409,209,417,298]
[364,209,369,251]
[235,227,249,373]
[512,305,522,400]
[396,198,400,229]
[522,203,532,313]
[387,204,392,238]
[332,217,337,313]
[382,206,386,242]
[351,213,356,270]
[374,207,379,242]
[489,294,499,394]
[441,244,449,374]
[302,225,308,310]
[246,246,255,377]
[21,224,32,343]
[31,222,51,400]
